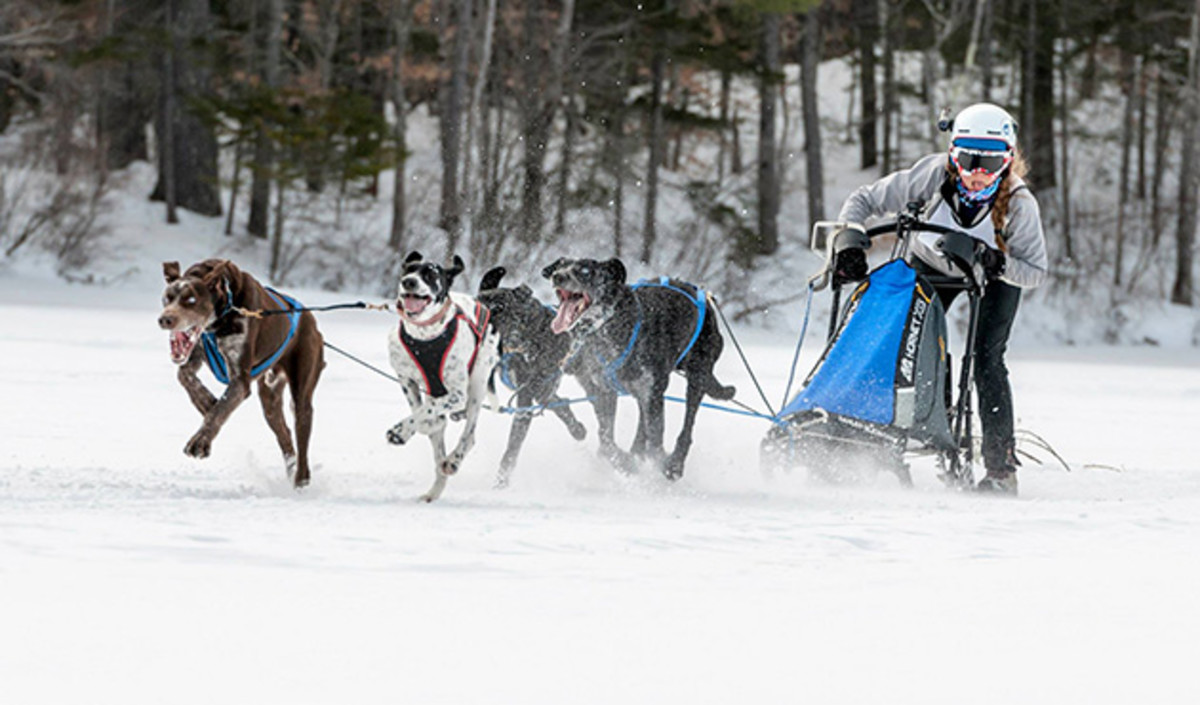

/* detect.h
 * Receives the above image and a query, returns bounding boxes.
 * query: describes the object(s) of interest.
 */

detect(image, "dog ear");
[163,261,181,283]
[479,266,506,292]
[201,260,240,299]
[603,258,627,286]
[446,255,465,282]
[404,250,423,265]
[541,258,569,280]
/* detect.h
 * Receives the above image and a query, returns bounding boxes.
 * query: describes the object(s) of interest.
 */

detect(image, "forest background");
[2,0,1198,341]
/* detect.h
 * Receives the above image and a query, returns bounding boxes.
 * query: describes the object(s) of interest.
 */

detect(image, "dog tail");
[706,375,736,401]
[486,366,500,411]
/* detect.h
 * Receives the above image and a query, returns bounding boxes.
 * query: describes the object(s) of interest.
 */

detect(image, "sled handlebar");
[809,211,986,294]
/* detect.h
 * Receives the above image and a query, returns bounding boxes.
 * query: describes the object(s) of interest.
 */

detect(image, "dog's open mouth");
[551,288,591,334]
[400,294,431,316]
[169,326,202,365]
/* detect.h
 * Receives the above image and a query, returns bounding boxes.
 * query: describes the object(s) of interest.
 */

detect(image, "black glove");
[980,248,1006,281]
[832,248,868,286]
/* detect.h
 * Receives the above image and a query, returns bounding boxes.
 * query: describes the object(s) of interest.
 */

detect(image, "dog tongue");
[169,330,193,364]
[550,296,583,334]
[402,296,429,315]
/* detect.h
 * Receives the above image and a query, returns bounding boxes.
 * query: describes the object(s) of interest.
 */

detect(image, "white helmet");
[949,103,1017,151]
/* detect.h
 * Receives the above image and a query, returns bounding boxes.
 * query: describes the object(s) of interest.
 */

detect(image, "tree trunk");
[1024,0,1057,188]
[161,0,178,224]
[1151,62,1174,250]
[801,8,825,226]
[153,0,221,217]
[718,68,731,183]
[518,0,576,243]
[1136,55,1148,202]
[856,0,878,169]
[463,0,497,235]
[555,96,576,237]
[731,105,743,175]
[881,0,896,174]
[1172,0,1200,306]
[389,0,413,251]
[980,0,994,100]
[99,0,151,172]
[439,0,471,253]
[1114,49,1136,286]
[1058,35,1074,263]
[642,35,665,264]
[754,13,781,256]
[249,0,283,239]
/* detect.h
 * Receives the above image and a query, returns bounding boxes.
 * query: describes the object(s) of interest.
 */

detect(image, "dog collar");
[399,297,454,328]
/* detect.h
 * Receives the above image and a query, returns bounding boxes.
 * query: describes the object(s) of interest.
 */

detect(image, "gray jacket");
[837,153,1048,289]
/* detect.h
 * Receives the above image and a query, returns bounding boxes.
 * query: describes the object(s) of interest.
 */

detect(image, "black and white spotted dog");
[477,266,587,488]
[541,257,735,479]
[386,251,499,502]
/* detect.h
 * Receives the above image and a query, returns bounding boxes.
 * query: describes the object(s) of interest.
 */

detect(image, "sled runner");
[761,202,990,488]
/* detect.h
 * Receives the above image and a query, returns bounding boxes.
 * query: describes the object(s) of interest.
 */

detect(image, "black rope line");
[709,295,777,419]
[322,341,403,385]
[237,301,389,318]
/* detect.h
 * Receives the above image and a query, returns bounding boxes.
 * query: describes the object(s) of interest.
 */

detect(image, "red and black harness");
[397,300,491,398]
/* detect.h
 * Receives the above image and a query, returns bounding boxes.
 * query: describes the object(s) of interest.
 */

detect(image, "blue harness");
[589,277,708,395]
[201,287,302,385]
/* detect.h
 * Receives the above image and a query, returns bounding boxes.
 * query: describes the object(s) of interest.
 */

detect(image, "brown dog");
[157,259,325,487]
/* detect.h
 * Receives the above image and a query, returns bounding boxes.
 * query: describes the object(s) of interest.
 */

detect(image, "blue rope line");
[779,281,816,410]
[497,391,784,425]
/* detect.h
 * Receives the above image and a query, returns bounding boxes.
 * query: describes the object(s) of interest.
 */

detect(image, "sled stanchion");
[710,295,777,419]
[827,284,841,341]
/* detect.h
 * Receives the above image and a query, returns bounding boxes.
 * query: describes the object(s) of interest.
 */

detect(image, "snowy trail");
[2,296,1200,704]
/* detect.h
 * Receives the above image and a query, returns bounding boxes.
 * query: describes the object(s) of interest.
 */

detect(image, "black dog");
[541,257,735,479]
[477,266,587,487]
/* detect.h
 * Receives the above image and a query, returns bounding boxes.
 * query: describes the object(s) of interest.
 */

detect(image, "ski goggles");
[950,144,1013,177]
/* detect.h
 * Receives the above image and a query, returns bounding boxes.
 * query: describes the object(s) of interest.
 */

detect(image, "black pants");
[935,279,1022,472]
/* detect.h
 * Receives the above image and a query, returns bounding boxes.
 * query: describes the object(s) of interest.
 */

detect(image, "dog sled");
[761,202,991,488]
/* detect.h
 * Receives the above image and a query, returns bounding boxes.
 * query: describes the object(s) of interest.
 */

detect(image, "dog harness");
[202,287,302,385]
[398,301,491,398]
[582,277,707,395]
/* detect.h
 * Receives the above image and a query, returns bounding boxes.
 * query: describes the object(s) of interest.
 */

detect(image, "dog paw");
[662,458,685,481]
[184,432,212,458]
[449,410,466,422]
[601,446,637,474]
[440,458,460,477]
[568,420,587,441]
[385,423,407,445]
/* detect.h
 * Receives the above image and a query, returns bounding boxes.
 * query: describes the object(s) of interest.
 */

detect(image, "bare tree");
[389,0,414,251]
[801,7,825,226]
[152,0,221,219]
[1172,0,1200,306]
[642,30,666,263]
[249,0,283,239]
[855,0,878,169]
[755,12,781,255]
[438,0,473,255]
[520,0,577,243]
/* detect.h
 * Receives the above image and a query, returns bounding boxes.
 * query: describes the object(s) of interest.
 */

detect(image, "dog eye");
[580,265,590,275]
[184,296,196,305]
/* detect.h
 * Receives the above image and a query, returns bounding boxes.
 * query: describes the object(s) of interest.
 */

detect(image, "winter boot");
[976,467,1018,495]
[977,440,1019,496]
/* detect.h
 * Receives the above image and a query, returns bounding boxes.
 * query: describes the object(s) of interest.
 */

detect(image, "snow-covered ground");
[3,261,1199,704]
